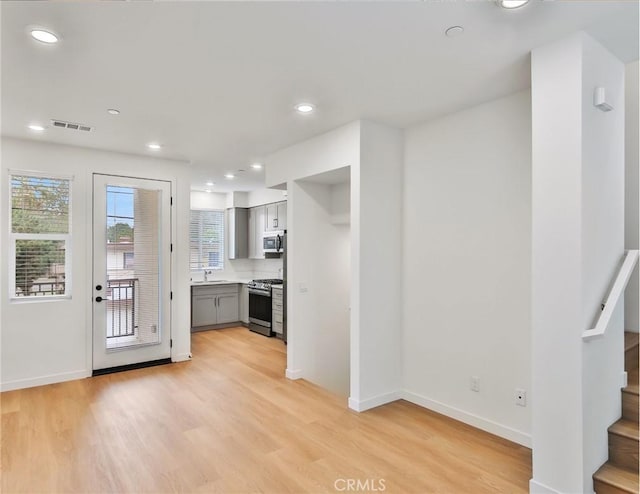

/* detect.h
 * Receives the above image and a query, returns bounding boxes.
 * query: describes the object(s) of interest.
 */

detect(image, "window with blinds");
[10,174,71,298]
[190,210,224,270]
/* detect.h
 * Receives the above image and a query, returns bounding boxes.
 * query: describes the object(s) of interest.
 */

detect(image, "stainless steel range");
[248,278,283,336]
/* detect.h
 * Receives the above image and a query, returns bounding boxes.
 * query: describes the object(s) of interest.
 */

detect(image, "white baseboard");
[348,390,402,412]
[401,390,531,448]
[172,352,192,362]
[286,368,303,380]
[1,369,91,392]
[529,479,561,494]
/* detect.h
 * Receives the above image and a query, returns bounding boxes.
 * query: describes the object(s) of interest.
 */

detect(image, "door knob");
[96,284,103,291]
[95,296,103,302]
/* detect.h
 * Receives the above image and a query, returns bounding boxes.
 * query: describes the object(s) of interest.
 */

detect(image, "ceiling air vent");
[51,119,93,132]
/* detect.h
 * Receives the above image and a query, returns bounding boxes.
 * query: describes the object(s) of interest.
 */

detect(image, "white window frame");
[8,170,73,302]
[189,208,225,271]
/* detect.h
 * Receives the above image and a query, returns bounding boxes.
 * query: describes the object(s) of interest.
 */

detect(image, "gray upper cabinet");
[248,201,287,258]
[265,201,287,232]
[276,201,287,230]
[227,208,248,259]
[249,206,266,259]
[265,203,278,231]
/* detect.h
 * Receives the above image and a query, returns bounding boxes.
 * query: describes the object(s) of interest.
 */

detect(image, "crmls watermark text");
[334,478,386,492]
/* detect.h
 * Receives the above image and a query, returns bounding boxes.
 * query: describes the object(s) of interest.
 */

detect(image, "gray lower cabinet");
[239,284,249,324]
[217,293,240,324]
[191,284,240,328]
[272,286,283,335]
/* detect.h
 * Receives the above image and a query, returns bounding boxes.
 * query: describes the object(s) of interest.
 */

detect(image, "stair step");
[609,419,640,472]
[622,389,639,422]
[625,332,639,371]
[610,419,639,440]
[627,369,639,395]
[594,463,639,494]
[625,332,639,352]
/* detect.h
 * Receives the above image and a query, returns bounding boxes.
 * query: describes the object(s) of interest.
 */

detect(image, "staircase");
[593,332,639,494]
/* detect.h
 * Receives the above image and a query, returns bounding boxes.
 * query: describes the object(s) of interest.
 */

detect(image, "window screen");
[10,174,71,298]
[190,210,224,270]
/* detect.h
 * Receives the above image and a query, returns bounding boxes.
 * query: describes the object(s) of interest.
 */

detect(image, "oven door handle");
[248,288,271,296]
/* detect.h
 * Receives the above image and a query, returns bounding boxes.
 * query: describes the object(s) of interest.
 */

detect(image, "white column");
[349,121,404,411]
[531,32,625,494]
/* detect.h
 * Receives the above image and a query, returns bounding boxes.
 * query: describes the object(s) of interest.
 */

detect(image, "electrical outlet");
[470,376,480,392]
[515,388,527,407]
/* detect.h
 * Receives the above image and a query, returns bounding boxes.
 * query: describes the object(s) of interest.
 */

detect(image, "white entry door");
[92,174,172,371]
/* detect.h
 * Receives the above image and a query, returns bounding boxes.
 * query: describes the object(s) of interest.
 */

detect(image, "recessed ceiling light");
[251,163,263,170]
[205,189,212,193]
[28,124,45,131]
[147,143,162,150]
[295,103,315,114]
[224,173,235,179]
[206,181,214,186]
[30,29,59,44]
[496,0,530,8]
[445,26,464,37]
[107,109,120,115]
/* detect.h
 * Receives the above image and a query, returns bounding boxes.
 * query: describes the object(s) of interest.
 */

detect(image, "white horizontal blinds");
[10,174,71,298]
[105,186,161,349]
[189,210,224,270]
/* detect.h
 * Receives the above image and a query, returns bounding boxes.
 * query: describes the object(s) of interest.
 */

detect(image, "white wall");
[191,190,226,210]
[531,32,625,494]
[402,91,532,446]
[330,181,350,225]
[265,122,360,188]
[1,137,192,391]
[580,34,626,494]
[288,180,350,396]
[625,60,639,332]
[247,188,287,208]
[265,122,360,385]
[351,121,404,410]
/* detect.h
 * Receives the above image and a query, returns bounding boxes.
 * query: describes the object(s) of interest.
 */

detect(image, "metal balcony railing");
[21,281,66,296]
[106,278,138,338]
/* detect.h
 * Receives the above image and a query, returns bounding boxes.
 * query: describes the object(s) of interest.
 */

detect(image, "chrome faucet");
[204,269,213,281]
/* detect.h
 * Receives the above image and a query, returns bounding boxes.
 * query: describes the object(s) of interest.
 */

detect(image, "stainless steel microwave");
[263,232,284,253]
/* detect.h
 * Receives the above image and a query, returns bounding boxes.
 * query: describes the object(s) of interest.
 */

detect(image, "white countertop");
[272,285,283,290]
[190,279,252,287]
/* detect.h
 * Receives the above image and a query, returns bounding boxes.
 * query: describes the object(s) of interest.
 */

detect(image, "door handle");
[96,284,103,291]
[95,296,103,302]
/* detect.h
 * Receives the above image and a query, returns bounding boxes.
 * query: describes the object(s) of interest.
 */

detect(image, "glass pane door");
[93,175,171,370]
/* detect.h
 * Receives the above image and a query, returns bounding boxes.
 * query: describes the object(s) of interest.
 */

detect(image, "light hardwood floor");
[1,327,531,493]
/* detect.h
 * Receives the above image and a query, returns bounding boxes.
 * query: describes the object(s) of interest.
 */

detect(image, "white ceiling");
[2,1,638,192]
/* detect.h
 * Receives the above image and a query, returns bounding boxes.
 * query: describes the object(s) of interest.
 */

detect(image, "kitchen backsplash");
[252,258,284,279]
[190,257,283,281]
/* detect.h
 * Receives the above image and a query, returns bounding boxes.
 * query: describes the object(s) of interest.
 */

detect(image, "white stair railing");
[582,250,639,341]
